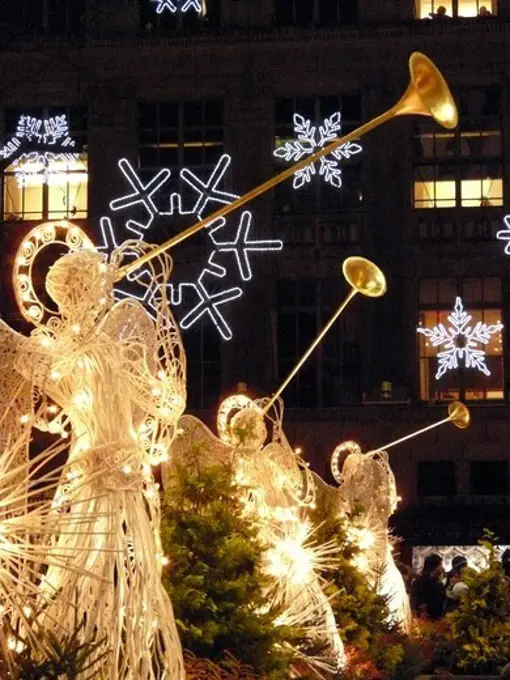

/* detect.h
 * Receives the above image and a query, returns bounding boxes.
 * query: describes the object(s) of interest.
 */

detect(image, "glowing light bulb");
[20,414,30,424]
[47,405,58,414]
[123,465,132,474]
[51,370,61,381]
[295,447,302,455]
[151,387,161,397]
[157,370,166,380]
[74,391,92,409]
[72,324,81,334]
[161,556,169,566]
[23,606,32,618]
[159,406,170,417]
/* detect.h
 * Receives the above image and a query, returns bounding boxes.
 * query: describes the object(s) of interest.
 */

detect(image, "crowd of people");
[409,549,510,620]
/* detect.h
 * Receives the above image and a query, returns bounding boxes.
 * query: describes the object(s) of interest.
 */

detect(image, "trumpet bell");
[448,401,471,429]
[394,52,458,130]
[342,257,387,298]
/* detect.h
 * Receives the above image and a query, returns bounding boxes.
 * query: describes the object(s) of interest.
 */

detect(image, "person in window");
[411,553,445,620]
[445,555,468,612]
[478,6,492,16]
[429,6,451,20]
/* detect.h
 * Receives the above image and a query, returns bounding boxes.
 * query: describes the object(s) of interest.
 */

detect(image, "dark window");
[470,461,508,495]
[274,0,357,26]
[186,320,222,409]
[413,86,503,209]
[418,277,503,402]
[274,94,362,214]
[140,0,221,32]
[138,100,224,220]
[0,0,84,37]
[277,278,362,407]
[418,461,456,496]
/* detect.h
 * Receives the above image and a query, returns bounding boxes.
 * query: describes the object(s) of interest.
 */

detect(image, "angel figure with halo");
[0,223,187,680]
[169,394,346,675]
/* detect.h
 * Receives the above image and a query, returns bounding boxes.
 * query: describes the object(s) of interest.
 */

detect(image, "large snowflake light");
[0,114,78,187]
[496,214,510,254]
[273,112,362,190]
[417,297,503,379]
[99,155,283,341]
[151,0,203,13]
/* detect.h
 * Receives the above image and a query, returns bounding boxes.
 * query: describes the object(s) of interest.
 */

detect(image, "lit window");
[418,278,504,402]
[415,0,497,19]
[413,87,503,209]
[3,156,88,222]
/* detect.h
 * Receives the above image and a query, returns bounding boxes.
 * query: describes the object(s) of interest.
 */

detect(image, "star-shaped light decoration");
[417,297,503,379]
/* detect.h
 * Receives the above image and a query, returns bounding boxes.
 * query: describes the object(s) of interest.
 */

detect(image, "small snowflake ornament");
[417,297,503,379]
[273,112,362,190]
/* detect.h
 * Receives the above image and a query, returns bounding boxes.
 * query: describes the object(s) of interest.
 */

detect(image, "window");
[185,320,222,409]
[274,95,362,214]
[2,107,88,222]
[274,0,357,26]
[140,0,221,32]
[470,461,508,495]
[418,277,503,402]
[277,279,362,407]
[0,0,85,36]
[418,461,456,496]
[413,86,502,208]
[415,0,497,19]
[138,100,224,230]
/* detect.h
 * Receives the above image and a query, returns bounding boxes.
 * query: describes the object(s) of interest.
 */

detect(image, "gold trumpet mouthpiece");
[395,52,458,130]
[342,257,387,298]
[448,401,471,430]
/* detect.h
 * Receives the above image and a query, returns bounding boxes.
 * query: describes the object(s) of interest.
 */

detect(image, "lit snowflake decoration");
[150,0,203,13]
[0,114,78,187]
[273,112,362,190]
[417,297,503,379]
[496,214,510,254]
[99,154,283,341]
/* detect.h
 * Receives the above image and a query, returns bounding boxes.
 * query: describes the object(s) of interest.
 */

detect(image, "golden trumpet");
[262,257,386,413]
[373,401,471,453]
[116,52,458,281]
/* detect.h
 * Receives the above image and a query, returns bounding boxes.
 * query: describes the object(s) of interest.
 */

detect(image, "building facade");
[1,0,510,551]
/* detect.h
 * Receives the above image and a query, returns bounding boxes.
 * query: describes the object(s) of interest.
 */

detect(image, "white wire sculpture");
[332,443,411,633]
[2,229,187,679]
[168,396,346,674]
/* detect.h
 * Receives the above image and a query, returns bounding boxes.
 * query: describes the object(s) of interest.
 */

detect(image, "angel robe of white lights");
[338,449,411,632]
[8,244,187,680]
[169,403,346,673]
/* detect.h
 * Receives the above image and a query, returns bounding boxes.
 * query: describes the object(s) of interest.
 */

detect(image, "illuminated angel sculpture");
[1,228,187,679]
[330,442,411,632]
[169,396,346,674]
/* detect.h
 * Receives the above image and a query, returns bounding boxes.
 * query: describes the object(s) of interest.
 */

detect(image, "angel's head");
[46,250,115,328]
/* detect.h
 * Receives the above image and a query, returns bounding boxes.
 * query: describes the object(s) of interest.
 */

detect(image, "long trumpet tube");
[116,52,458,282]
[262,288,358,414]
[371,401,470,454]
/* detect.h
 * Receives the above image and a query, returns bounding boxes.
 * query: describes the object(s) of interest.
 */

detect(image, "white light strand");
[417,297,503,379]
[0,114,79,187]
[273,112,362,190]
[151,0,203,13]
[496,213,510,254]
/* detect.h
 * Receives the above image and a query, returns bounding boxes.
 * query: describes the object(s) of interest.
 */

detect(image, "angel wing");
[0,319,33,471]
[163,415,234,487]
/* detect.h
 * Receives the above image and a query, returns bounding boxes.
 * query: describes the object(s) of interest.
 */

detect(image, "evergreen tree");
[160,462,297,678]
[446,532,510,675]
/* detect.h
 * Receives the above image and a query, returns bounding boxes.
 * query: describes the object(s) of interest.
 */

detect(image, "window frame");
[273,0,358,27]
[414,0,498,19]
[412,86,503,210]
[1,106,88,222]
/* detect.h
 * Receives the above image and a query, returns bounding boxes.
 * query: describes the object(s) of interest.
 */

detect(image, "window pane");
[470,461,508,495]
[418,462,456,496]
[47,158,88,219]
[3,168,43,221]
